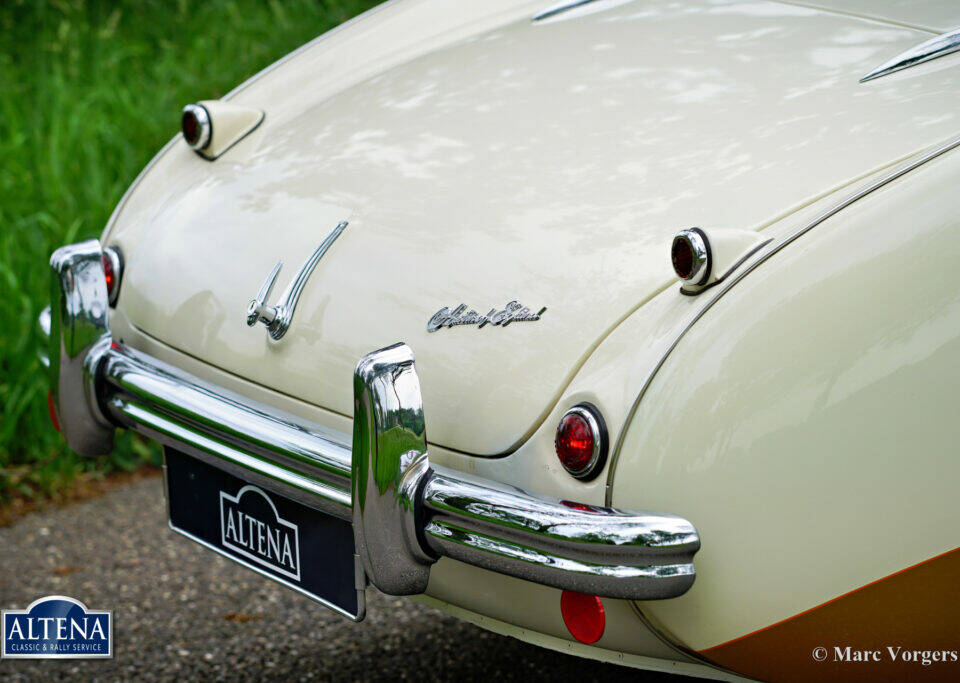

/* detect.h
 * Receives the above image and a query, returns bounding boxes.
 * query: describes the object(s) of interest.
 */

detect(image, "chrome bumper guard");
[46,240,700,602]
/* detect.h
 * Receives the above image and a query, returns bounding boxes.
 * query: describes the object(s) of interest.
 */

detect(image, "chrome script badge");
[427,300,547,332]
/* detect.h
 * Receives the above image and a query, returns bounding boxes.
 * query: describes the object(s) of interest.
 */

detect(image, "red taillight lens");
[555,404,607,480]
[182,109,200,146]
[101,246,122,306]
[671,235,695,279]
[560,591,605,644]
[556,413,594,473]
[102,254,115,296]
[181,104,211,150]
[47,390,60,433]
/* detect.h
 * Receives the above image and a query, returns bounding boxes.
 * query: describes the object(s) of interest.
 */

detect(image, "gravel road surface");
[0,475,694,681]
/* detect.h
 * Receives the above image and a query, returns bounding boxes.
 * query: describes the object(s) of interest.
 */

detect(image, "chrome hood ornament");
[427,301,547,332]
[246,221,348,340]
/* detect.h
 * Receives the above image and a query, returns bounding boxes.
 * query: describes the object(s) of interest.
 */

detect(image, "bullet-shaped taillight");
[555,404,607,480]
[181,103,212,151]
[671,228,711,285]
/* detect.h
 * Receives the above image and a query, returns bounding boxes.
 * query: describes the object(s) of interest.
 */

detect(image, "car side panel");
[612,147,960,674]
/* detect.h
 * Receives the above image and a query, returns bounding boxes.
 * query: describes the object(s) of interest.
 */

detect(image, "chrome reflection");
[101,343,353,518]
[48,240,115,456]
[38,305,51,367]
[421,466,698,599]
[860,27,960,83]
[352,343,436,595]
[352,343,699,599]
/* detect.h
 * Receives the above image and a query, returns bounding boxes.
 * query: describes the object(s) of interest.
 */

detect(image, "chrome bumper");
[46,240,700,602]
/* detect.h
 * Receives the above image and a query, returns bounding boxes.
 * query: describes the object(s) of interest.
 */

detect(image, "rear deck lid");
[114,0,960,455]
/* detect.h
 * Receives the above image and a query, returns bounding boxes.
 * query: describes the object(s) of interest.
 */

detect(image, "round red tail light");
[560,591,605,644]
[555,404,607,480]
[671,228,710,285]
[101,246,122,306]
[181,103,211,150]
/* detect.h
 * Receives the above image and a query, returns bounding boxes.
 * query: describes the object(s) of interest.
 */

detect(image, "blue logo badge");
[2,595,112,659]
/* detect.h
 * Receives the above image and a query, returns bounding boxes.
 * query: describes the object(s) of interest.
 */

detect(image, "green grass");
[0,0,380,503]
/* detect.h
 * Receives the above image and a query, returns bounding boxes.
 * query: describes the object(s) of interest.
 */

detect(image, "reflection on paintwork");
[615,148,960,651]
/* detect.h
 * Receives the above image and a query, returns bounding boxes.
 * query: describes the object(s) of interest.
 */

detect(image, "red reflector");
[560,591,605,644]
[47,390,60,433]
[555,412,595,474]
[102,253,116,297]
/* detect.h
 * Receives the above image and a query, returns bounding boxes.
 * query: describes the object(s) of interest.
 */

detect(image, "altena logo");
[2,595,112,659]
[220,485,301,581]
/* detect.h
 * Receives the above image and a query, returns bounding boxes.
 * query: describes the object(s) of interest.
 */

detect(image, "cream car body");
[45,0,960,680]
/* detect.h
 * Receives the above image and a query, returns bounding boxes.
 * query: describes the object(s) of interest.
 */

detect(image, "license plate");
[163,448,364,620]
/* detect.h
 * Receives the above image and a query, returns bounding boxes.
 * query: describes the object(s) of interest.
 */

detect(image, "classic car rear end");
[43,0,960,680]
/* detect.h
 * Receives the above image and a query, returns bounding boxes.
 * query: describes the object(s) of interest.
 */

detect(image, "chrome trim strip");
[680,238,773,297]
[532,0,599,22]
[860,26,960,83]
[604,133,960,505]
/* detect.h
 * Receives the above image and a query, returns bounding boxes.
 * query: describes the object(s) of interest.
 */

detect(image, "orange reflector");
[47,390,60,433]
[560,590,605,644]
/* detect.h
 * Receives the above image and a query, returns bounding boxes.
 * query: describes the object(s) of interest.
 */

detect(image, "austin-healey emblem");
[246,221,348,340]
[427,301,547,332]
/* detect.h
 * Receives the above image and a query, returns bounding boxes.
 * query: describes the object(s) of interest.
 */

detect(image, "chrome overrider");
[46,239,700,605]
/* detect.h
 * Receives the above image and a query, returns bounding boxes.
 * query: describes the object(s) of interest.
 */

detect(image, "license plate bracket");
[163,448,364,620]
